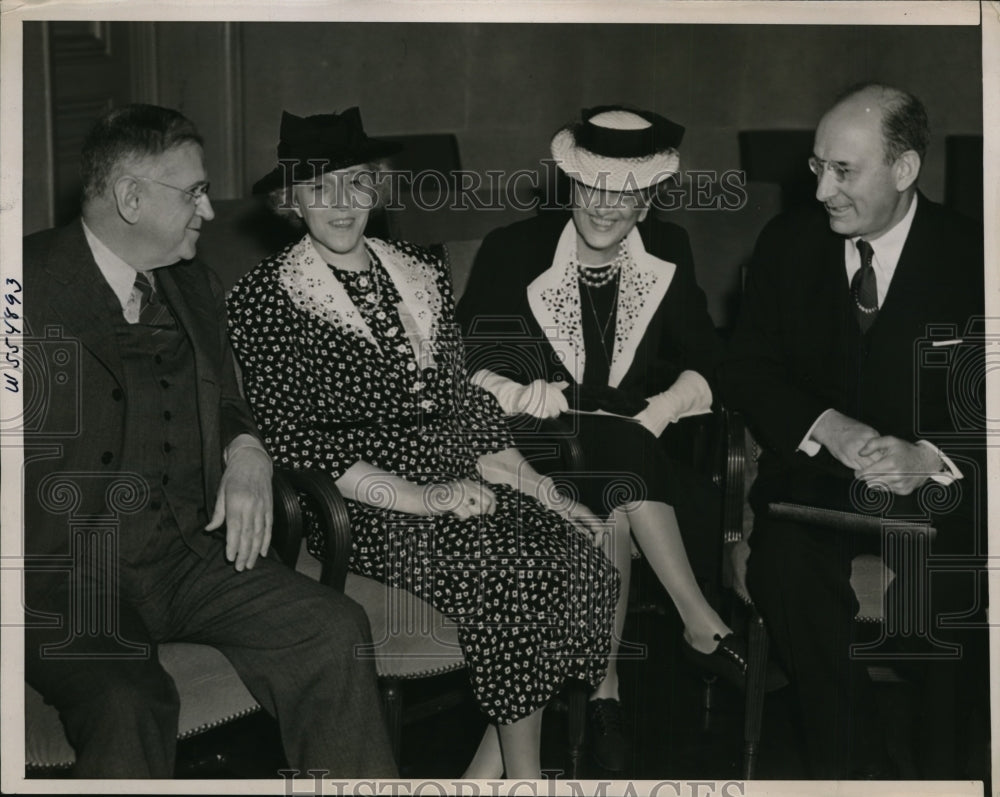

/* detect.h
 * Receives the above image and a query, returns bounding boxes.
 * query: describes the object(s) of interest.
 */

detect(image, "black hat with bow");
[252,107,402,194]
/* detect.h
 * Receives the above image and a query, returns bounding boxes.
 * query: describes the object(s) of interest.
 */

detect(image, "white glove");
[633,369,712,438]
[471,369,569,418]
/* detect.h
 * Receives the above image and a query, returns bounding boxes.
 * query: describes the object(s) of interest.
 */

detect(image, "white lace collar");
[526,220,677,387]
[277,235,444,350]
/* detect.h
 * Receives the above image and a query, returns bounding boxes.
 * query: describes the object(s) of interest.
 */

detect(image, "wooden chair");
[23,468,329,775]
[289,418,594,776]
[718,408,940,779]
[285,470,466,766]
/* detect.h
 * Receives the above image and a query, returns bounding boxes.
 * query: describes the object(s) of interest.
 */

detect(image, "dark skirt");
[546,413,723,580]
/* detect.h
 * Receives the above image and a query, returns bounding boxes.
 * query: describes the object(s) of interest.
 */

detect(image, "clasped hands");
[811,409,942,496]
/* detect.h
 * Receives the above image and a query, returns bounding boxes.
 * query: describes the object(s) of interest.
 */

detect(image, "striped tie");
[132,271,175,332]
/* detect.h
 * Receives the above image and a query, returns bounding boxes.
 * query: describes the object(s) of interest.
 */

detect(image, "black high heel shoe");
[681,632,786,691]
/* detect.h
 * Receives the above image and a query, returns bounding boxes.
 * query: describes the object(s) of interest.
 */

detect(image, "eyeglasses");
[807,156,855,184]
[132,175,211,203]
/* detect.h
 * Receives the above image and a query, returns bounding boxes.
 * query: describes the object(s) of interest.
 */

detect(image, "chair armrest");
[765,501,937,538]
[271,469,305,568]
[274,468,353,591]
[720,407,747,545]
[507,414,586,472]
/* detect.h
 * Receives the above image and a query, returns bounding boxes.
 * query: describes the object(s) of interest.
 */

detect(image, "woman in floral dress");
[227,108,619,779]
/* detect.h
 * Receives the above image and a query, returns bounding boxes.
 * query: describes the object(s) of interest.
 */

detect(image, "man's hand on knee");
[206,447,274,571]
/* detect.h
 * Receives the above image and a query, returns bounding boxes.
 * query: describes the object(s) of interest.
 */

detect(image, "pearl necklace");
[575,240,629,288]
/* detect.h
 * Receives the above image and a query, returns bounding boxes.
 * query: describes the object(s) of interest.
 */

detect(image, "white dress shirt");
[796,196,961,483]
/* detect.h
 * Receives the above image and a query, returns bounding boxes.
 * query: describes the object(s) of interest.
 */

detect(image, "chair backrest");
[655,181,783,330]
[944,134,983,224]
[381,133,463,189]
[738,130,817,213]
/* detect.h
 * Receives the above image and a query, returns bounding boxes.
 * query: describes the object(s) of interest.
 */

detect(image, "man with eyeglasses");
[22,103,395,778]
[720,84,985,778]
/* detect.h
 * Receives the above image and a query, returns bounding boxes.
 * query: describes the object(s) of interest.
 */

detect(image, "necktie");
[131,271,174,331]
[852,239,878,333]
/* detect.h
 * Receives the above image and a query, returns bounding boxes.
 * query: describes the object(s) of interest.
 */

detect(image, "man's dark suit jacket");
[22,220,260,568]
[456,210,722,398]
[720,195,984,531]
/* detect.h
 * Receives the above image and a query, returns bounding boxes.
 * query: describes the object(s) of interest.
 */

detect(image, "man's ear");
[113,175,142,224]
[893,150,920,193]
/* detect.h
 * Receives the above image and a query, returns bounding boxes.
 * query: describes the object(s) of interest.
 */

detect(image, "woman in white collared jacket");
[457,106,743,771]
[228,108,619,780]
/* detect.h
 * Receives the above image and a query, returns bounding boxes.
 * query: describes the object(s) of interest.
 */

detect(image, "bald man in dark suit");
[720,84,986,779]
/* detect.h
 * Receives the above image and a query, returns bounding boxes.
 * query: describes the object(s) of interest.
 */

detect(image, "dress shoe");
[681,632,787,692]
[586,698,627,771]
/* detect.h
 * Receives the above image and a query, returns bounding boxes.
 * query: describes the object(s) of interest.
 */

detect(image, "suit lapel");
[526,221,586,383]
[607,227,676,388]
[872,196,933,329]
[157,263,220,378]
[40,222,126,385]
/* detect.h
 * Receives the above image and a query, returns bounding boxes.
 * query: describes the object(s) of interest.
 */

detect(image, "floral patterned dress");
[227,234,619,724]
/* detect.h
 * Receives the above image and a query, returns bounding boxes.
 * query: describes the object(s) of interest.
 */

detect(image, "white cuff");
[647,369,713,423]
[798,408,835,457]
[225,433,270,465]
[635,370,712,437]
[917,439,964,485]
[470,368,522,416]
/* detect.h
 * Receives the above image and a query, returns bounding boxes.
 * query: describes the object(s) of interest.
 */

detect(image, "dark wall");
[26,21,982,219]
[225,23,981,200]
[22,21,982,325]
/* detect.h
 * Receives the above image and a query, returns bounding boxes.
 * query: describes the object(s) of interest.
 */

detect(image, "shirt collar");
[81,220,150,309]
[850,192,918,274]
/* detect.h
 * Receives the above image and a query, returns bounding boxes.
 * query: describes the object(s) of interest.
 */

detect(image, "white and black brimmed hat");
[550,106,684,193]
